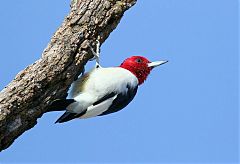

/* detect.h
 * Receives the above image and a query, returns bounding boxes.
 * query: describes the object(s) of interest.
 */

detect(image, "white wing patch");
[79,95,118,119]
[66,67,138,119]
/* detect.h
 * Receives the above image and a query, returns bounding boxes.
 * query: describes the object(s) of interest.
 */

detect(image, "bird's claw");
[89,40,101,68]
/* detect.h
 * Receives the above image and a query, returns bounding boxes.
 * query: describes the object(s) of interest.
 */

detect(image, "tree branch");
[0,0,137,151]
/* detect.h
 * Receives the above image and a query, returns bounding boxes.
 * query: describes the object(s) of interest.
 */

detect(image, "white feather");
[67,67,138,117]
[80,95,117,118]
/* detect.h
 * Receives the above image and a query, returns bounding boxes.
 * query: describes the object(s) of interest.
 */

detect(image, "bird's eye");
[135,58,142,63]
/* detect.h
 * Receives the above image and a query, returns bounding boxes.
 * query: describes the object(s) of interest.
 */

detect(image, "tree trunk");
[0,0,137,151]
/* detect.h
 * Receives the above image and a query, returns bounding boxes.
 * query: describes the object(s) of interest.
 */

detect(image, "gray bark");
[0,0,137,151]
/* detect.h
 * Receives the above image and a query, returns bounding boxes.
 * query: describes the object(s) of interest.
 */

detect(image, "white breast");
[84,67,138,94]
[68,67,138,115]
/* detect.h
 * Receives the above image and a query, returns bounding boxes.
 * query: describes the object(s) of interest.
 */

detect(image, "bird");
[48,41,168,123]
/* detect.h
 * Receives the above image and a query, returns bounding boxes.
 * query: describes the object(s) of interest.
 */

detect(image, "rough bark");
[0,0,137,151]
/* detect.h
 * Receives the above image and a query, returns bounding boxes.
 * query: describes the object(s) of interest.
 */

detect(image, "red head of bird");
[120,56,168,85]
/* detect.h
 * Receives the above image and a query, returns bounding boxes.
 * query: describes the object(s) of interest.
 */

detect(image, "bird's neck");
[120,65,150,85]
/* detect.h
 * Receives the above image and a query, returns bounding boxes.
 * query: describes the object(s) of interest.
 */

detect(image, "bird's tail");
[47,99,75,112]
[55,111,85,123]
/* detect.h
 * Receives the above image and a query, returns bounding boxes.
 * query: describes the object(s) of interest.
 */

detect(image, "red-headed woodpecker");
[48,41,167,123]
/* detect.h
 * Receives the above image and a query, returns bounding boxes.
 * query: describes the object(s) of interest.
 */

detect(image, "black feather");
[93,92,116,106]
[99,85,138,116]
[55,110,87,123]
[47,99,75,112]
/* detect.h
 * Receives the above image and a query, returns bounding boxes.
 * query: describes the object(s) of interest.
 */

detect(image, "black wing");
[54,85,138,123]
[98,85,138,116]
[55,92,117,123]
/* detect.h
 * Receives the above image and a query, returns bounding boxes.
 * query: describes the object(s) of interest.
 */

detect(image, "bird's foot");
[89,40,101,68]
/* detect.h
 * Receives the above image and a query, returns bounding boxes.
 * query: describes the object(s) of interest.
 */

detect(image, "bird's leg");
[89,40,101,68]
[95,40,100,68]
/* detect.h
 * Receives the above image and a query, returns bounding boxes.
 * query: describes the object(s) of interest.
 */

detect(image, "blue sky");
[0,0,238,163]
